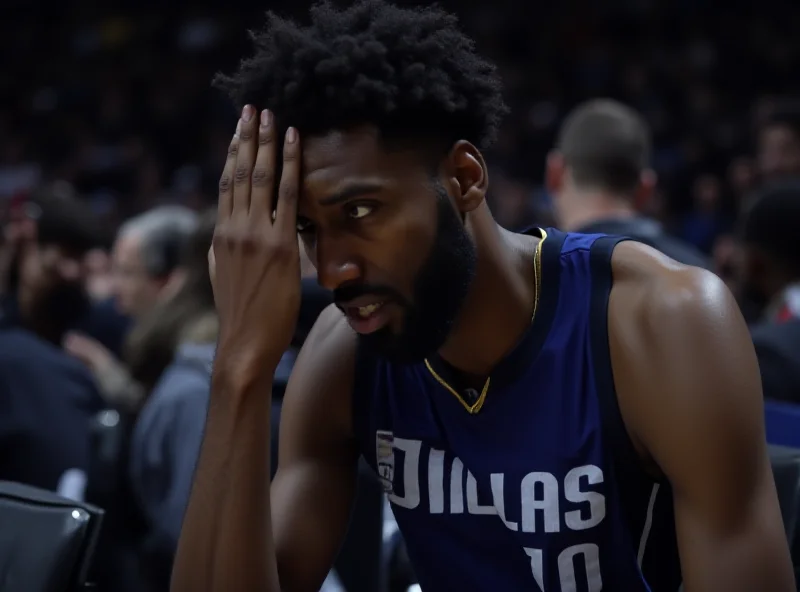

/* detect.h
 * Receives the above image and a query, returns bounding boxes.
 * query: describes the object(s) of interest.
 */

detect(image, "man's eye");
[347,204,374,219]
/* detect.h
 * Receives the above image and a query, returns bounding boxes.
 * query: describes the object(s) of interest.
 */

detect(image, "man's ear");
[545,151,566,198]
[633,169,657,212]
[442,140,488,214]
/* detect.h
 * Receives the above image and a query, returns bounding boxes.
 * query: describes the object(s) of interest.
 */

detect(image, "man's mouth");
[339,298,391,334]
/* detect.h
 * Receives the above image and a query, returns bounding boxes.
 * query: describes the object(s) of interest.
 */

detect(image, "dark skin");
[172,105,795,592]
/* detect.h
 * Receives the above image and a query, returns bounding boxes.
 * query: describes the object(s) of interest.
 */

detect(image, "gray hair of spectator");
[124,210,217,393]
[118,206,200,278]
[556,99,651,196]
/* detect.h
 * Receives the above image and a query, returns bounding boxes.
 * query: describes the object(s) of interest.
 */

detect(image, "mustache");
[333,282,407,307]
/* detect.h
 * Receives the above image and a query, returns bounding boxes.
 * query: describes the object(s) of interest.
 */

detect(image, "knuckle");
[272,241,295,261]
[227,142,239,157]
[233,165,250,185]
[251,168,273,188]
[218,175,232,193]
[212,227,228,245]
[279,184,298,202]
[258,127,274,146]
[239,125,255,141]
[265,233,291,255]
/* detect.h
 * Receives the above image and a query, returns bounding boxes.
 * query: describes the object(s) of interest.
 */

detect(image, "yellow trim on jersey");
[423,229,548,414]
[423,358,490,414]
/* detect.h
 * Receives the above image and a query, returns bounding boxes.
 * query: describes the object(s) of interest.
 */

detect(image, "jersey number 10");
[524,543,602,592]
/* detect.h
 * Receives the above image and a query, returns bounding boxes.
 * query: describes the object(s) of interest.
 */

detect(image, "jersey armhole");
[589,236,669,491]
[589,235,683,590]
[589,236,645,479]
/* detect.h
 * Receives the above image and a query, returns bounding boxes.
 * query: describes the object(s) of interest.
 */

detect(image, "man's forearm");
[171,365,279,592]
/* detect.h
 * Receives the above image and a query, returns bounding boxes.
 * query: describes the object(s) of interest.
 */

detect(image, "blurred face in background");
[16,239,89,340]
[83,248,114,302]
[111,232,165,317]
[758,124,800,182]
[737,243,784,317]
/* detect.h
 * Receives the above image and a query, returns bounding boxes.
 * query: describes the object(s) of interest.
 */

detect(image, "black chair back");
[769,445,800,587]
[0,481,103,592]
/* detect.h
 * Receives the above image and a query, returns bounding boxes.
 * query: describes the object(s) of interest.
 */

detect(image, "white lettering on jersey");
[377,431,607,590]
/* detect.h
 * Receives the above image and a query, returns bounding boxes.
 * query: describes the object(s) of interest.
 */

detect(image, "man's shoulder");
[282,305,360,441]
[301,304,357,362]
[0,327,83,370]
[0,328,101,401]
[608,240,723,319]
[288,305,359,396]
[606,241,741,388]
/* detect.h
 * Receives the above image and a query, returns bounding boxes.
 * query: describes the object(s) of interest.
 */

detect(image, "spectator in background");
[0,187,105,499]
[2,187,109,341]
[112,206,200,319]
[128,219,333,591]
[128,211,217,590]
[64,206,199,411]
[740,182,800,322]
[757,101,800,184]
[741,182,800,404]
[546,99,709,268]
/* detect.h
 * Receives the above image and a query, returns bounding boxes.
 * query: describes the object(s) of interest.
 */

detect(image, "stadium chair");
[768,445,800,586]
[765,400,800,448]
[0,480,104,592]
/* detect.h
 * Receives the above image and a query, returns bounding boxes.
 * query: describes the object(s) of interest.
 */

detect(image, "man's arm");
[609,245,795,591]
[171,307,359,592]
[272,307,360,591]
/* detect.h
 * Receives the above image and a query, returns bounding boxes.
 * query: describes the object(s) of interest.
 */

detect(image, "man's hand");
[63,331,115,373]
[64,331,142,409]
[172,106,308,592]
[211,106,302,375]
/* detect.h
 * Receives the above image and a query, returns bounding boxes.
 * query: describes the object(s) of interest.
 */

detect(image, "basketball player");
[172,2,794,591]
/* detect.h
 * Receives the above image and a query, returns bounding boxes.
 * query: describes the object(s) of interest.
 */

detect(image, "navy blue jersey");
[353,228,682,591]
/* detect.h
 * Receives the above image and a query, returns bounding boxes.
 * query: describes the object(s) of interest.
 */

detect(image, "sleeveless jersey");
[352,228,682,591]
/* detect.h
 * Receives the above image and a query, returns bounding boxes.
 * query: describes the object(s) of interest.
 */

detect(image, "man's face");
[17,241,89,332]
[737,244,771,314]
[111,233,164,317]
[758,124,800,182]
[298,127,478,363]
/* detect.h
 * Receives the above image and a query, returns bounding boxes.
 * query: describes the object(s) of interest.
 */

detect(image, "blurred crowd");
[4,0,800,591]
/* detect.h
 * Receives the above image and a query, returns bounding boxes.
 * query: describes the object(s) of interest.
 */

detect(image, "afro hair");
[213,0,508,155]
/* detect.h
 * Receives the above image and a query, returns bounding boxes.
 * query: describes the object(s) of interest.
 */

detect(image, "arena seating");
[0,481,104,592]
[769,445,800,587]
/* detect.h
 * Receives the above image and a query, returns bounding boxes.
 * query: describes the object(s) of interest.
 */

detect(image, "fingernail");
[286,127,297,144]
[242,105,253,122]
[261,109,271,126]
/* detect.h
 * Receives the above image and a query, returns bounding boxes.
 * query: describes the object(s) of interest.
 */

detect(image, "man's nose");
[314,235,362,292]
[58,258,81,282]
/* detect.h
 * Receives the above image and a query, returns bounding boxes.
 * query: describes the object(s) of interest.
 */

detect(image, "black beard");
[337,184,477,364]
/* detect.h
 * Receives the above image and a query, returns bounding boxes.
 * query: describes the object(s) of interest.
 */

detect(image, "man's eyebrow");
[317,181,385,206]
